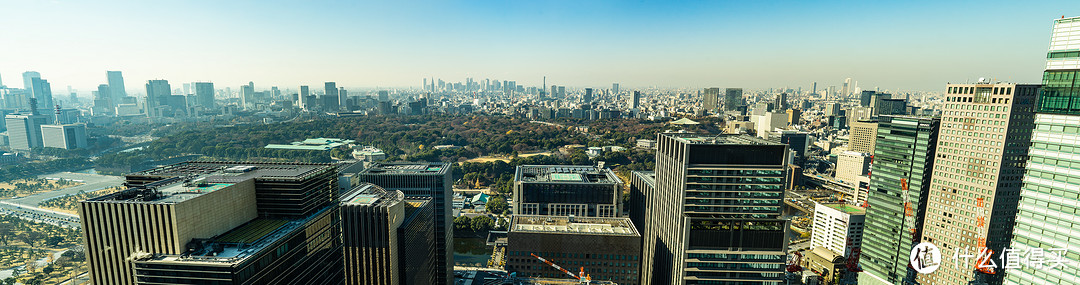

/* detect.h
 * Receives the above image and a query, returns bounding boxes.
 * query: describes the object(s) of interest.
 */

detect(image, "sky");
[0,0,1075,93]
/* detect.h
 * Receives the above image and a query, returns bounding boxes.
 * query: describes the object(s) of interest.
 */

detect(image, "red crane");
[787,251,804,272]
[530,253,592,282]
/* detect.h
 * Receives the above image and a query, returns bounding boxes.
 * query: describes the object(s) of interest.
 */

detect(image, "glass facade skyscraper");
[860,116,939,285]
[1006,16,1080,285]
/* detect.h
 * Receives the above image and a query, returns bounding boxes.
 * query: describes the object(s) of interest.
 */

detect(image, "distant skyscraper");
[325,82,340,109]
[106,71,127,103]
[21,71,40,91]
[144,80,171,117]
[642,134,788,284]
[918,83,1038,285]
[299,85,311,110]
[860,116,939,285]
[812,82,817,95]
[358,162,453,284]
[378,90,389,102]
[1006,16,1080,285]
[93,84,112,115]
[240,81,254,109]
[584,88,593,103]
[702,87,719,112]
[724,88,744,111]
[194,82,214,108]
[842,77,852,98]
[630,90,641,110]
[612,83,620,94]
[27,77,53,110]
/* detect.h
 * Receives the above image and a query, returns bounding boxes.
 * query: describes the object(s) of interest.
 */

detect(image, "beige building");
[848,120,878,154]
[79,179,258,285]
[917,83,1039,285]
[834,151,871,188]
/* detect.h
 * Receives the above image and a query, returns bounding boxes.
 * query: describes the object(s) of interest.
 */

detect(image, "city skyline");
[1,1,1072,92]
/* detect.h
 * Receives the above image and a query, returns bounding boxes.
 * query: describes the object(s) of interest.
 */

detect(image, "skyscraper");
[340,183,436,285]
[702,87,719,113]
[240,81,254,109]
[21,71,40,92]
[325,82,339,110]
[842,77,852,98]
[106,71,127,103]
[630,90,641,110]
[144,80,170,117]
[299,85,311,110]
[642,134,788,284]
[860,115,939,285]
[194,82,215,108]
[1006,16,1080,285]
[584,87,594,103]
[27,77,53,110]
[93,84,112,115]
[724,88,743,111]
[612,83,620,94]
[917,83,1038,285]
[358,162,453,284]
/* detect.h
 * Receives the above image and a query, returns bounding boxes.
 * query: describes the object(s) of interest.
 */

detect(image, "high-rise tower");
[1006,16,1080,285]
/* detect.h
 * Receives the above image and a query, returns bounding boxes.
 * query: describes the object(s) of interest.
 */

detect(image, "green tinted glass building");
[1006,16,1080,284]
[859,116,939,285]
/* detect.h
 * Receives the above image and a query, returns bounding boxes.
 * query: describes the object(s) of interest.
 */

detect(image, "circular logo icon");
[910,242,942,274]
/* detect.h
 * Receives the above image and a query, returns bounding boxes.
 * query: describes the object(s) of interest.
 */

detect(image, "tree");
[485,196,508,215]
[470,216,494,233]
[453,216,472,231]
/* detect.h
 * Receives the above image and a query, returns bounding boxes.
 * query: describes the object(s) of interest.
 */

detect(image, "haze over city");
[0,0,1072,91]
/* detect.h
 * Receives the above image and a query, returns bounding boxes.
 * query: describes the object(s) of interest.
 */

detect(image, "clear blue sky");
[0,0,1074,92]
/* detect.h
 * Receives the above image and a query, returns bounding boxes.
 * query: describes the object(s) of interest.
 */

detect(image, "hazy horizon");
[1,1,1073,93]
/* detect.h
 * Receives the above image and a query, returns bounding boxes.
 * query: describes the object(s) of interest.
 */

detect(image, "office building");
[787,108,801,126]
[21,71,40,93]
[584,88,594,103]
[860,116,939,285]
[106,71,127,103]
[340,183,436,285]
[630,91,641,110]
[779,130,809,167]
[860,91,875,107]
[916,83,1038,285]
[612,83,620,94]
[40,123,87,149]
[145,79,171,117]
[724,88,744,111]
[81,162,343,285]
[702,87,719,113]
[810,202,865,258]
[5,113,49,150]
[848,120,878,154]
[194,82,214,108]
[1006,16,1080,285]
[325,82,339,108]
[240,81,254,109]
[505,215,641,284]
[842,78,852,98]
[835,151,871,188]
[642,134,788,285]
[513,165,622,217]
[28,77,53,110]
[358,162,453,284]
[628,171,654,234]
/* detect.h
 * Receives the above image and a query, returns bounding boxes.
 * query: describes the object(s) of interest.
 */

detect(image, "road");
[0,171,125,229]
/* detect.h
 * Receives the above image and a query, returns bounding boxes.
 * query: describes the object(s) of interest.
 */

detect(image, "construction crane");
[787,251,803,272]
[530,253,591,283]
